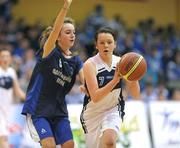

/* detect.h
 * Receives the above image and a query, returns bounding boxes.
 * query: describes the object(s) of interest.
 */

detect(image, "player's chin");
[69,41,75,46]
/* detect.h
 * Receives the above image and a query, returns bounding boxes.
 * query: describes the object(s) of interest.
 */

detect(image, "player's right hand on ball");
[114,62,122,82]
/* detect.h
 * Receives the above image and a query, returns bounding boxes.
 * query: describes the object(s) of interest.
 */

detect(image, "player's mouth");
[70,39,75,43]
[104,50,109,52]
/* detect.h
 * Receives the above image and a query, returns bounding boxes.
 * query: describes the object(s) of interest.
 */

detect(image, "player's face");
[96,33,116,55]
[57,23,75,50]
[0,50,11,68]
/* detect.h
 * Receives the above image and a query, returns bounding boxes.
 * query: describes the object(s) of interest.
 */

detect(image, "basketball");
[118,52,147,81]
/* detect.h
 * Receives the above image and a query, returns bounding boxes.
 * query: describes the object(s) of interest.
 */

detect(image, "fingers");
[64,0,72,8]
[115,62,122,78]
[64,0,72,5]
[79,85,89,96]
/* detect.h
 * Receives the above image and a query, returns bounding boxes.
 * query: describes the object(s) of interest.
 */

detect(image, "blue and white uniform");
[22,47,83,144]
[0,66,17,136]
[80,53,122,148]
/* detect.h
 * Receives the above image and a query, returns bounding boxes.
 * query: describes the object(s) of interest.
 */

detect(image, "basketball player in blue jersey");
[80,27,140,148]
[22,0,84,147]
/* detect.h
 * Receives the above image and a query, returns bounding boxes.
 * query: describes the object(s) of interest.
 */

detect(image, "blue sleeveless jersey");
[22,48,83,117]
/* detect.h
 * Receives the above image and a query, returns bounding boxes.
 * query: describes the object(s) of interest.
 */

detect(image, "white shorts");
[0,109,8,136]
[26,114,40,142]
[84,108,121,148]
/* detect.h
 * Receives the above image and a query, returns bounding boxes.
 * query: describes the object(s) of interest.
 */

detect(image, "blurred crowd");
[0,1,179,104]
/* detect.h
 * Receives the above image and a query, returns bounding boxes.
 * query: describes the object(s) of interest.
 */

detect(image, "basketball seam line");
[124,56,143,80]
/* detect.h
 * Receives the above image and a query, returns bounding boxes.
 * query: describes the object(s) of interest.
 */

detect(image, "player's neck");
[58,44,72,57]
[1,65,8,71]
[62,50,72,59]
[99,54,112,67]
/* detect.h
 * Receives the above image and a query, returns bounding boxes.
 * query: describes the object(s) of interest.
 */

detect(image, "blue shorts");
[31,116,73,145]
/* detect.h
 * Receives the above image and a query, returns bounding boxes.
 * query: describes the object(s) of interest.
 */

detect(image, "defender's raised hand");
[64,0,72,9]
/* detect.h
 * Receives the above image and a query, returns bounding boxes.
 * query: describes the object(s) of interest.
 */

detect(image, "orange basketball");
[118,52,147,81]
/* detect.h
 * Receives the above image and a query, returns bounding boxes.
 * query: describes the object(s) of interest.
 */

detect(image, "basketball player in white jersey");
[80,27,140,148]
[0,49,25,148]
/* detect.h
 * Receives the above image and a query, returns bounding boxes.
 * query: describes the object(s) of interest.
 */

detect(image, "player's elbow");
[131,91,141,99]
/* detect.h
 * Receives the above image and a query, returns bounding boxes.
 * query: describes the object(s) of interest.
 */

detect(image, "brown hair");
[95,27,117,42]
[93,27,117,55]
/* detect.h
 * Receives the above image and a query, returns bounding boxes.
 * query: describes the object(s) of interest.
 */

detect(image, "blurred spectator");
[171,89,180,101]
[12,38,30,57]
[19,48,36,91]
[0,48,25,148]
[141,81,158,102]
[85,4,106,30]
[167,50,180,90]
[167,50,180,81]
[161,45,172,79]
[155,79,169,101]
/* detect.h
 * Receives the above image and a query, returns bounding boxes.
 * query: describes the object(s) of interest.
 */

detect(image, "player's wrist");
[63,2,71,10]
[112,77,119,85]
[62,6,69,10]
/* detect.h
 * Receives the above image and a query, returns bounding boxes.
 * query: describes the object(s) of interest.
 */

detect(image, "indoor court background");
[0,0,179,147]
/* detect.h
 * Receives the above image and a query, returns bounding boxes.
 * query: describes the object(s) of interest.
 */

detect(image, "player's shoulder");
[112,54,121,61]
[8,67,17,76]
[0,67,15,74]
[0,67,17,79]
[84,55,98,68]
[112,54,121,64]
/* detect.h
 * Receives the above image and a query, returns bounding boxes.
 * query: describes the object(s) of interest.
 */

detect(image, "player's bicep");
[83,61,98,97]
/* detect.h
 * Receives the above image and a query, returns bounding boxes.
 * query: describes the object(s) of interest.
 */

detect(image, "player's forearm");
[91,78,119,103]
[53,2,70,33]
[127,81,140,99]
[18,89,26,101]
[43,2,71,57]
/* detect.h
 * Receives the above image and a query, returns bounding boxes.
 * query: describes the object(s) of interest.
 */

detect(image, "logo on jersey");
[59,58,62,68]
[0,76,13,89]
[41,128,47,134]
[99,76,105,86]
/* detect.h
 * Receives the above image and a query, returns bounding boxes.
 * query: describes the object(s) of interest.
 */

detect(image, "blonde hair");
[39,17,75,49]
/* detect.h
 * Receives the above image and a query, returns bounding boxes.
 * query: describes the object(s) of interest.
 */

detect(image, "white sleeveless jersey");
[0,67,17,110]
[81,53,122,133]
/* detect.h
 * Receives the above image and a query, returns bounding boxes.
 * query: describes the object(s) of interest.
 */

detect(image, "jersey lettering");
[99,76,104,86]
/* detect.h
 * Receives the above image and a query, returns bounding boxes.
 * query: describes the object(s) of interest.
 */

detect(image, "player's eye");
[108,41,112,44]
[66,31,71,34]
